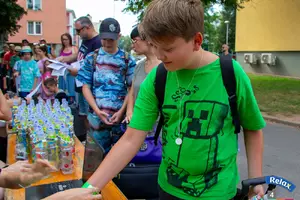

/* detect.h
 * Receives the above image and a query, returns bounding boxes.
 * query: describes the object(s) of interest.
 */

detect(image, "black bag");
[154,55,241,145]
[113,163,160,199]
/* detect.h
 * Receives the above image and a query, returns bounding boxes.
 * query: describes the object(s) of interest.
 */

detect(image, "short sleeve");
[233,61,266,130]
[125,55,136,87]
[14,60,21,71]
[133,59,145,83]
[33,62,41,78]
[129,67,159,131]
[76,52,94,86]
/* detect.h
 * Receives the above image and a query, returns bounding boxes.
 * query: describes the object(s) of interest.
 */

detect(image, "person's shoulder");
[231,59,246,75]
[136,58,146,67]
[3,52,9,58]
[91,35,101,43]
[86,50,96,59]
[30,59,38,65]
[16,59,22,64]
[119,49,136,62]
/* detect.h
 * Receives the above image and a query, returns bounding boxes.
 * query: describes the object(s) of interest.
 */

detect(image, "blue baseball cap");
[99,18,121,40]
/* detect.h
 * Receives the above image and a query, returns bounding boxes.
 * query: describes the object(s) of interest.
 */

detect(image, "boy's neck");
[103,47,118,55]
[184,50,218,70]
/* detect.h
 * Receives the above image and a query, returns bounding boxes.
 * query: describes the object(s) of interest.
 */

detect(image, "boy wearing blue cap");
[77,18,136,153]
[14,46,41,98]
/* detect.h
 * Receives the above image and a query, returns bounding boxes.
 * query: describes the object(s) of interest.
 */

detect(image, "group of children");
[8,46,67,106]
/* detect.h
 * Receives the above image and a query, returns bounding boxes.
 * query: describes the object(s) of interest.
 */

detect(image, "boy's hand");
[13,72,19,77]
[25,97,31,104]
[110,110,124,124]
[122,112,132,124]
[248,185,264,199]
[95,109,113,125]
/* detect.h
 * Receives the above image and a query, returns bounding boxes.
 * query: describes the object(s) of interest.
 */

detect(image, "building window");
[27,21,42,35]
[27,0,42,10]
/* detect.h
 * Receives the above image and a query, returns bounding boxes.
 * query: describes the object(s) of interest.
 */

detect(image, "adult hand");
[248,185,265,199]
[18,159,57,186]
[44,187,102,200]
[2,159,56,189]
[95,109,113,126]
[3,160,30,173]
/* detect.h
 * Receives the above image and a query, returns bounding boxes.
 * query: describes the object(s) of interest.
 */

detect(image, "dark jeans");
[19,91,29,98]
[0,137,7,162]
[159,187,236,200]
[159,187,182,200]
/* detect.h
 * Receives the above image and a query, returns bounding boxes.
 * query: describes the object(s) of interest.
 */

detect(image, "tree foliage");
[123,0,242,52]
[0,0,27,36]
[216,5,236,53]
[202,4,221,52]
[123,0,250,21]
[119,35,132,52]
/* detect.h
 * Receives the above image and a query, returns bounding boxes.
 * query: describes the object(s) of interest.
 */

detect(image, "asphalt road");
[237,122,300,199]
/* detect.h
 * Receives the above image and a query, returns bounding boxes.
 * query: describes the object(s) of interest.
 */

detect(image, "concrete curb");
[263,115,300,128]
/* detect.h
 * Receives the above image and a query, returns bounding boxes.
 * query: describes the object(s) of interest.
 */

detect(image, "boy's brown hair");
[44,77,57,87]
[139,0,204,43]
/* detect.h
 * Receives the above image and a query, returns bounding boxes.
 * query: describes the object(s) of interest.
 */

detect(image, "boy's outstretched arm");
[243,129,264,197]
[244,129,264,178]
[87,127,147,189]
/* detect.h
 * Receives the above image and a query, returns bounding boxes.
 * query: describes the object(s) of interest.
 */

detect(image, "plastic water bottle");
[15,127,28,161]
[47,126,59,170]
[59,126,74,174]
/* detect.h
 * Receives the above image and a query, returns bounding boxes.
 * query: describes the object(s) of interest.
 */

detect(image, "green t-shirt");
[129,58,266,199]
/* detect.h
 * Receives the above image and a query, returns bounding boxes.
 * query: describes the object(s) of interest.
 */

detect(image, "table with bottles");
[5,99,127,200]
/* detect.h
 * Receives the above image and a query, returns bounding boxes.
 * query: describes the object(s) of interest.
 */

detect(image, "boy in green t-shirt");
[83,0,266,199]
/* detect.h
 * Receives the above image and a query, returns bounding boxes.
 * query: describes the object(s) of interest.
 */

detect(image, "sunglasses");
[76,26,86,35]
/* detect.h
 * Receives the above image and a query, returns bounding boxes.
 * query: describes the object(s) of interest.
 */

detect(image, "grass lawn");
[248,73,300,116]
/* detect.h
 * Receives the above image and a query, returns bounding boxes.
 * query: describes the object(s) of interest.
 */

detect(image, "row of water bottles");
[13,98,75,174]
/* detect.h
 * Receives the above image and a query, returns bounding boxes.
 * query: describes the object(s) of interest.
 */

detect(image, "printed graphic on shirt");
[163,100,229,197]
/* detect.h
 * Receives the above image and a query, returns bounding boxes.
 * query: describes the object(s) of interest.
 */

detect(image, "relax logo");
[266,176,296,192]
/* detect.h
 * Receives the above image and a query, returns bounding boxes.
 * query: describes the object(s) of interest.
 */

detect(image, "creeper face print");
[165,100,229,197]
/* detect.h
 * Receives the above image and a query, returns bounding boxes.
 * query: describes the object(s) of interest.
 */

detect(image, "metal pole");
[226,23,229,45]
[113,0,116,18]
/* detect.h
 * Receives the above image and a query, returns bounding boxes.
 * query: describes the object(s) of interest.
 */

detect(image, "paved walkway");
[238,122,300,199]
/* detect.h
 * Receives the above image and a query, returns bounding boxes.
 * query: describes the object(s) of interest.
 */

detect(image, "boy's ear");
[193,32,203,51]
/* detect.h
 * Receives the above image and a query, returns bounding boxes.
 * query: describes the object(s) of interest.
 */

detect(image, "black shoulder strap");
[123,52,130,86]
[124,52,129,68]
[91,49,100,90]
[93,49,100,71]
[154,63,167,145]
[220,55,241,134]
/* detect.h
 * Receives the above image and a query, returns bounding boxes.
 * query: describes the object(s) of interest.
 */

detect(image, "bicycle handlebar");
[241,176,267,195]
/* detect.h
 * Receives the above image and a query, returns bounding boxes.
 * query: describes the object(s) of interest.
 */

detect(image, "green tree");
[123,0,250,21]
[119,35,132,52]
[202,4,221,53]
[0,0,26,36]
[216,5,236,53]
